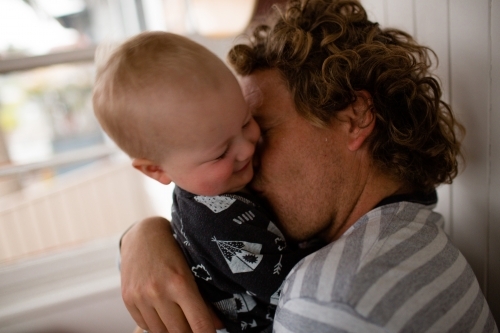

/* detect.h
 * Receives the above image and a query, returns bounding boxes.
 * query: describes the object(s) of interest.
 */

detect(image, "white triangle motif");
[194,195,236,213]
[267,221,285,239]
[234,293,257,313]
[212,237,263,273]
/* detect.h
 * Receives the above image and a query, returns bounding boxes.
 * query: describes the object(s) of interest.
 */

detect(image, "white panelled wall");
[360,0,500,323]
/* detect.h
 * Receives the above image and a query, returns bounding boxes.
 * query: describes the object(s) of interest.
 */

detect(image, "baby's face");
[161,76,260,196]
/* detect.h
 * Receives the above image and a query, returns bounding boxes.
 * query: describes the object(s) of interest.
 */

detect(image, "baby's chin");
[224,182,250,194]
[213,167,254,195]
[200,181,248,196]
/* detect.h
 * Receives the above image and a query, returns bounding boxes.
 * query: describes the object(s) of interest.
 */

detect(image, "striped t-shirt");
[274,201,498,333]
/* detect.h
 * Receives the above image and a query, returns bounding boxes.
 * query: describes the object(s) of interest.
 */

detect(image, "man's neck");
[328,170,410,242]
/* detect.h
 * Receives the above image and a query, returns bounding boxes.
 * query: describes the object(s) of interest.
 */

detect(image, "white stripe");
[426,279,480,333]
[356,228,448,316]
[273,319,295,333]
[359,211,381,261]
[378,209,431,257]
[435,215,445,230]
[360,211,430,267]
[284,298,388,333]
[385,253,468,331]
[289,252,317,299]
[471,298,491,333]
[315,238,347,302]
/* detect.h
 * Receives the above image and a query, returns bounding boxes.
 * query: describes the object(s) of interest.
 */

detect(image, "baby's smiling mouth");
[236,160,251,173]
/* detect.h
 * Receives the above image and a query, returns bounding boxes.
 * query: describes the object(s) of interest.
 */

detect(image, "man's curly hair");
[228,0,465,193]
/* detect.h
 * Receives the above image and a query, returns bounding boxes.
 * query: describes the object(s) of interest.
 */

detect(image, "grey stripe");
[281,259,304,304]
[400,262,475,333]
[348,220,439,305]
[447,288,483,333]
[275,307,349,333]
[367,239,460,325]
[300,244,330,298]
[378,203,417,240]
[331,221,366,300]
[484,311,497,333]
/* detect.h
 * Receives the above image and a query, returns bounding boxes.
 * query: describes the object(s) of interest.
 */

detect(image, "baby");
[92,31,318,333]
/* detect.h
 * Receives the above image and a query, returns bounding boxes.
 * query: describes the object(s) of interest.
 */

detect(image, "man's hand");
[120,216,221,333]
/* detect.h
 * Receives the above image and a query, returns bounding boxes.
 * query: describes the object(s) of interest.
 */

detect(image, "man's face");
[240,70,362,242]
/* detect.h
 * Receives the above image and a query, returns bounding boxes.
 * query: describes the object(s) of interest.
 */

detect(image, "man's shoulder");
[281,202,450,296]
[276,202,496,333]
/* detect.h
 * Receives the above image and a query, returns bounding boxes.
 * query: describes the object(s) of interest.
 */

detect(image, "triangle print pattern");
[194,195,236,213]
[234,293,257,313]
[212,237,263,273]
[212,293,257,321]
[267,221,285,239]
[213,297,238,320]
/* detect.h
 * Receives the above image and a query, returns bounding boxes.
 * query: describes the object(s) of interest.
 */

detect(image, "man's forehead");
[240,70,287,107]
[239,69,295,126]
[239,74,263,111]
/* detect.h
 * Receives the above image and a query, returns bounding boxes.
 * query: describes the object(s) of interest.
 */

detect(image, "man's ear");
[337,90,376,152]
[132,158,172,185]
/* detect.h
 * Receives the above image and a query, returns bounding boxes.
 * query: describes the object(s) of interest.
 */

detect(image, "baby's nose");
[237,138,256,162]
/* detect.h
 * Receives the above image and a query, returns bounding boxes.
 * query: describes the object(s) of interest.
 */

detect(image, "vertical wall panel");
[32,198,59,249]
[385,0,414,35]
[489,0,500,323]
[360,0,386,25]
[13,206,43,255]
[0,211,25,259]
[414,0,452,235]
[449,0,490,287]
[360,0,498,320]
[414,0,450,102]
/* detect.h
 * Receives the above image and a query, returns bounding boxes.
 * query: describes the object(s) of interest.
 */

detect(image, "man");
[120,0,498,332]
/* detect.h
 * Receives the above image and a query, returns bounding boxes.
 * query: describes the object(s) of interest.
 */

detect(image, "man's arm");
[120,216,221,333]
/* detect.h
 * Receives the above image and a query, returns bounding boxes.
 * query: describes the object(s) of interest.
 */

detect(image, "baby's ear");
[132,158,172,185]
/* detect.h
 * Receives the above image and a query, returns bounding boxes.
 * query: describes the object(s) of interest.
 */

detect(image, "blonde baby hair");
[93,31,228,163]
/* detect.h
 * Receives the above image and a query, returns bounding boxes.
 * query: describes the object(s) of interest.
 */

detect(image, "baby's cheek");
[197,181,223,196]
[200,169,232,195]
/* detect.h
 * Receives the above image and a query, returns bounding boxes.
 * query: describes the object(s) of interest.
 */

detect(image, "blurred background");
[0,0,498,332]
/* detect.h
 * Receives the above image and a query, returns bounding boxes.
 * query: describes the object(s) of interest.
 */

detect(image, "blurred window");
[0,0,150,166]
[0,0,257,263]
